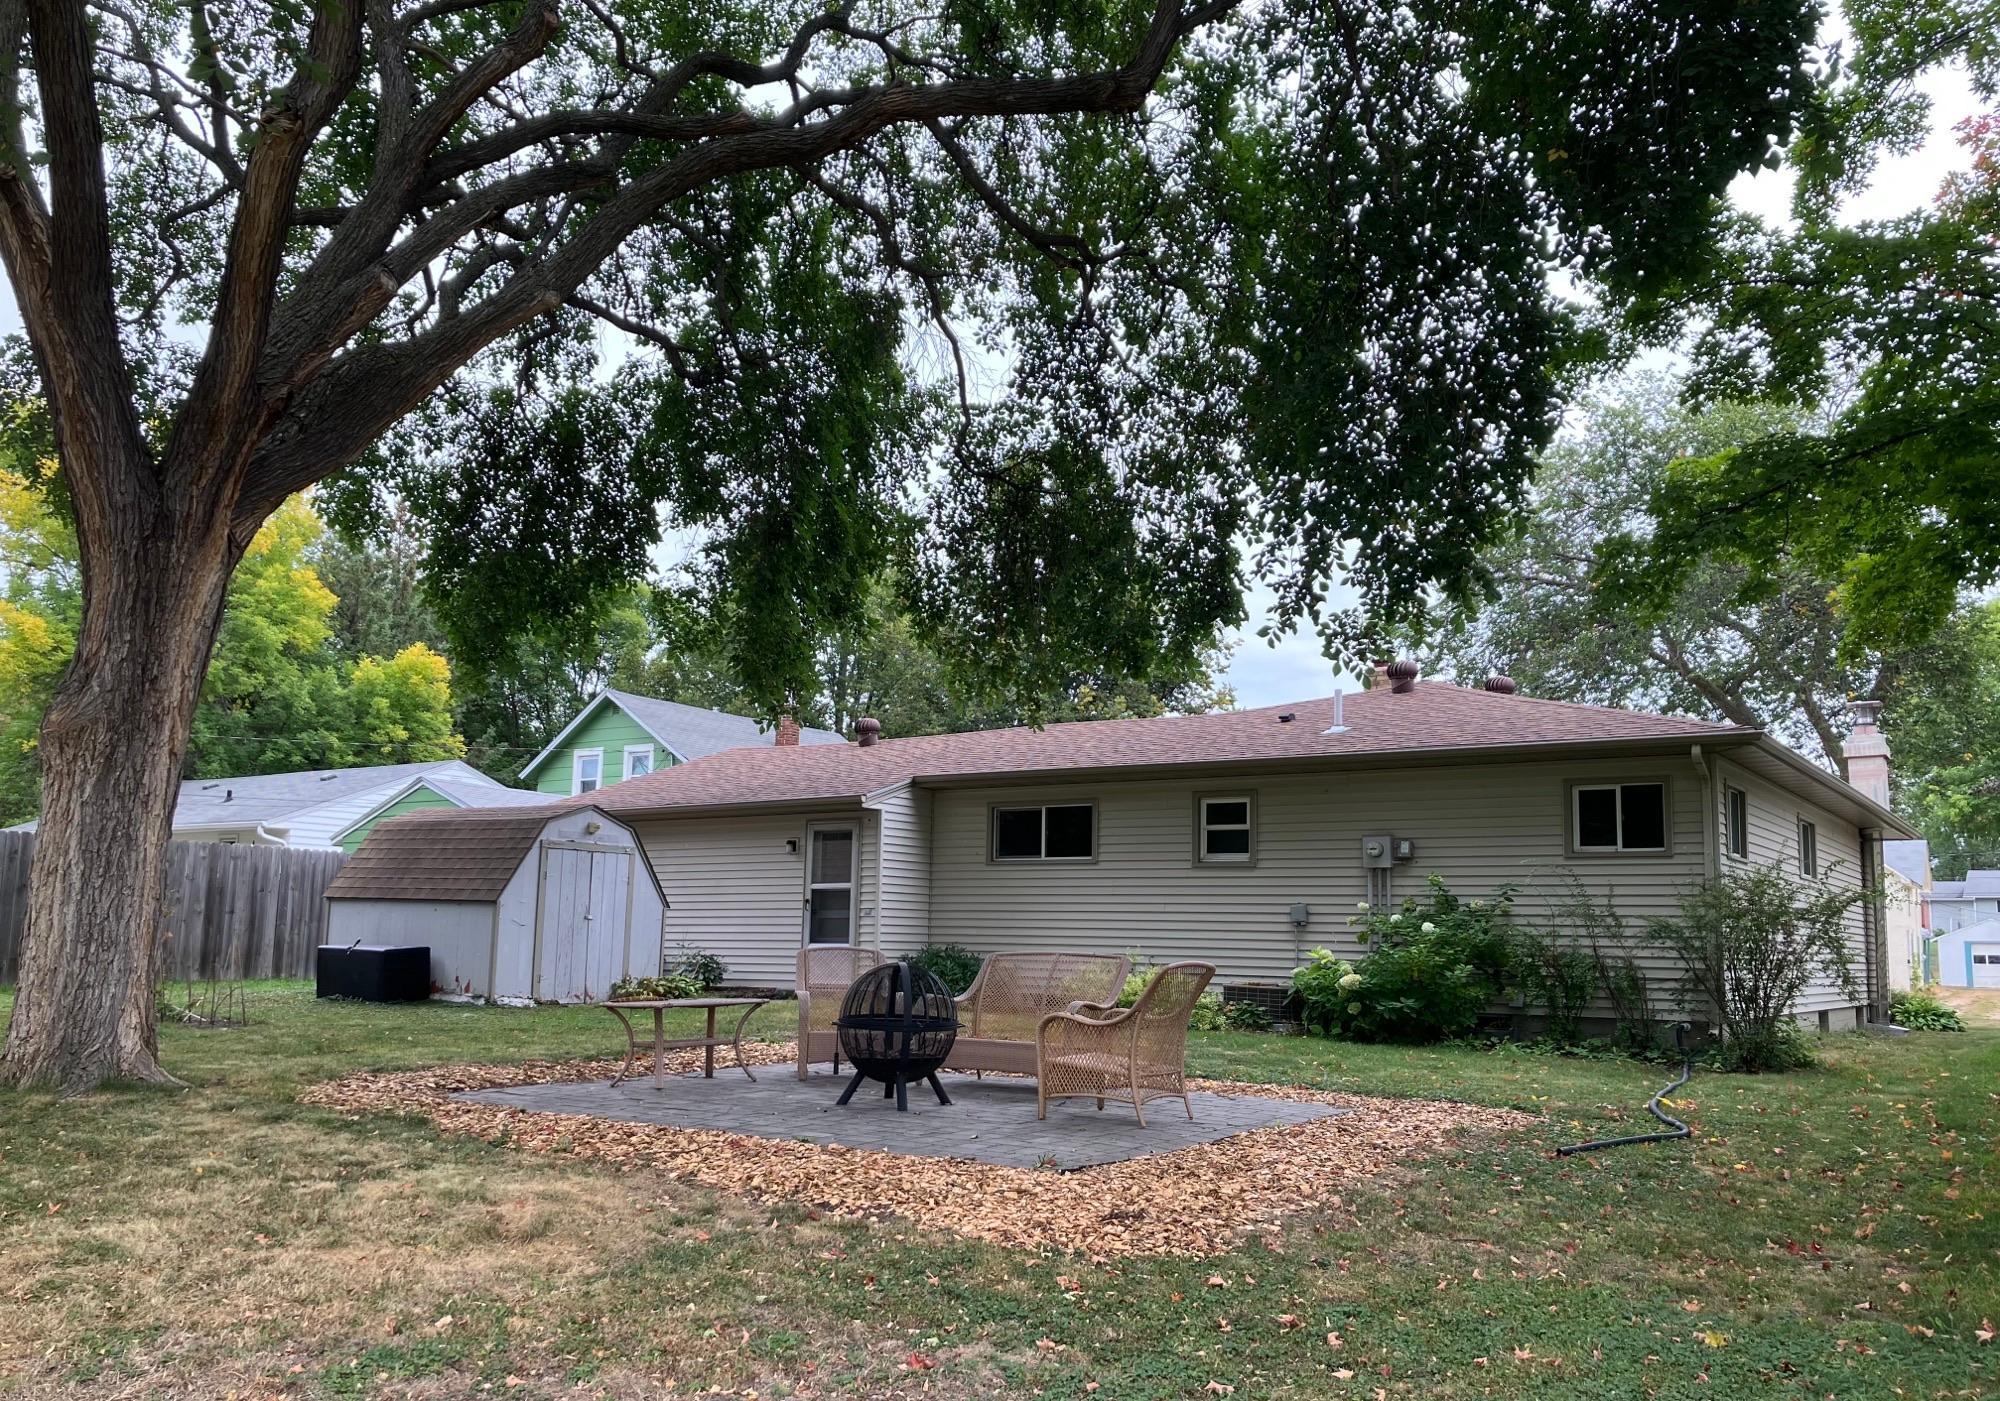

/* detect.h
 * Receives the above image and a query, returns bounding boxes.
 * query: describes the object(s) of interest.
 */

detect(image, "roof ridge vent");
[1482,675,1517,694]
[1386,658,1420,694]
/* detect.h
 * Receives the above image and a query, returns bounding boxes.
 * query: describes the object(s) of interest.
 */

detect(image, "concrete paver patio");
[455,1069,1350,1169]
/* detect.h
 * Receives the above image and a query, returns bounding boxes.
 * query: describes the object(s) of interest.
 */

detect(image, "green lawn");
[1,982,1993,1399]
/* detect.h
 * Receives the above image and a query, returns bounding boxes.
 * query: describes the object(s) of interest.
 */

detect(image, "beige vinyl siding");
[634,808,875,988]
[1714,756,1870,1020]
[926,755,1710,1002]
[868,784,932,958]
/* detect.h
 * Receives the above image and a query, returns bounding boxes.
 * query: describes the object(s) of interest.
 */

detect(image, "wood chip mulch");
[299,1046,1538,1258]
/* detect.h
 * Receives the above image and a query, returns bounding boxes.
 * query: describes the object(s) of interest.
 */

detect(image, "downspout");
[1689,745,1720,1031]
[1690,745,1718,879]
[1860,829,1887,1021]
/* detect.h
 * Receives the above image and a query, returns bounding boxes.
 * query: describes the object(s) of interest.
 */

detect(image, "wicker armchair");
[795,946,883,1080]
[1035,961,1216,1125]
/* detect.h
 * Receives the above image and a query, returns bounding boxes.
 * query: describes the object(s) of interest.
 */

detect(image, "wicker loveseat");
[941,951,1131,1076]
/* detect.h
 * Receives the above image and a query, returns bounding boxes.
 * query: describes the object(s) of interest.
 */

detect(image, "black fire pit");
[833,960,960,1111]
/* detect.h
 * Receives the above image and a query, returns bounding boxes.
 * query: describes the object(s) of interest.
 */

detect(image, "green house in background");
[332,770,555,853]
[517,688,846,797]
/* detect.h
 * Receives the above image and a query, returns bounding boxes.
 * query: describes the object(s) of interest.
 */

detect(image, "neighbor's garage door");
[1973,945,2000,988]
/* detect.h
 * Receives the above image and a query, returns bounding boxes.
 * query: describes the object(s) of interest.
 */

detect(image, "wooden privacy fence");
[0,832,348,984]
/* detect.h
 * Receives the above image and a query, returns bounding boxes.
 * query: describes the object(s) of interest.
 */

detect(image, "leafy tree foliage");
[1425,379,1921,770]
[1614,0,2000,649]
[1880,601,2000,878]
[0,482,465,821]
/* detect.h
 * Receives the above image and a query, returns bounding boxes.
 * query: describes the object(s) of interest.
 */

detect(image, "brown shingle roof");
[325,807,567,902]
[583,683,1751,816]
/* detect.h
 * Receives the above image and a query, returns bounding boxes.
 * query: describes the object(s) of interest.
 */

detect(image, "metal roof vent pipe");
[1386,658,1420,694]
[856,717,882,747]
[1483,675,1518,694]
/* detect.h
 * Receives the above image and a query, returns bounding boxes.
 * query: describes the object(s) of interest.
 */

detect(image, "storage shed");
[323,805,666,1003]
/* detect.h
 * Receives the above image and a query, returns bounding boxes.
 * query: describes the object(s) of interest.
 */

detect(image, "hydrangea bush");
[1292,875,1518,1042]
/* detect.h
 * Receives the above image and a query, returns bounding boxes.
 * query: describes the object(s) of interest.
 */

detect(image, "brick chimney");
[1846,700,1891,806]
[775,714,801,747]
[855,717,881,747]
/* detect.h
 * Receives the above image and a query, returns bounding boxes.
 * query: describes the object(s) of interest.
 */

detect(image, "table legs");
[724,1001,760,1082]
[651,1008,665,1089]
[703,1004,717,1078]
[606,1005,639,1087]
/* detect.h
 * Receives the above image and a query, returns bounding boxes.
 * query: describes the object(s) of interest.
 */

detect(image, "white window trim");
[1569,780,1670,855]
[1196,793,1255,865]
[623,743,655,781]
[571,746,604,796]
[988,802,1098,863]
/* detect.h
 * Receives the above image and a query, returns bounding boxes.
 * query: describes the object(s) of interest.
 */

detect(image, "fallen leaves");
[298,1047,1532,1259]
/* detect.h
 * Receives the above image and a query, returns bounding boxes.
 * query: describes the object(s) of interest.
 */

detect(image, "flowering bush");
[1292,876,1518,1042]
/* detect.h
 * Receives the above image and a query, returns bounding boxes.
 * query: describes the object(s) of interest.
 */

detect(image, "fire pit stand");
[832,960,960,1111]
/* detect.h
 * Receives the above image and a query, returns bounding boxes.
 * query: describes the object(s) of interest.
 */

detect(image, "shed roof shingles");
[323,808,558,902]
[582,683,1749,816]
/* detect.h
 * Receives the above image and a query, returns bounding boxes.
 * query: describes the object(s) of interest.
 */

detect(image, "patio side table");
[601,997,769,1088]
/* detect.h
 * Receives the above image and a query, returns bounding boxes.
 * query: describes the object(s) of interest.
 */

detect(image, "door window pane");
[1044,804,1094,859]
[808,887,852,944]
[993,807,1043,860]
[1619,784,1667,850]
[811,829,853,884]
[1575,787,1618,848]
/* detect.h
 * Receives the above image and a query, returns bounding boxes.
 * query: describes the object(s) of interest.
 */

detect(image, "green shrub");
[1889,989,1966,1032]
[609,973,701,1001]
[1221,998,1274,1032]
[668,945,727,990]
[1650,863,1866,1072]
[1292,876,1517,1043]
[908,943,983,995]
[1509,929,1598,1046]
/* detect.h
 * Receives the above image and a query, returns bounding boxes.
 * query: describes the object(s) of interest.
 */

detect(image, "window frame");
[1564,778,1673,858]
[988,800,1098,864]
[1725,786,1749,861]
[1194,792,1257,866]
[1796,816,1818,877]
[571,747,604,796]
[623,743,656,781]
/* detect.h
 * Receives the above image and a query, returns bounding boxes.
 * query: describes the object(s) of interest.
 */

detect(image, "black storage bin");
[316,944,430,1002]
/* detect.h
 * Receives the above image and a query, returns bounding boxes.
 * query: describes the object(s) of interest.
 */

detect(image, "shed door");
[537,845,633,1002]
[1973,945,2000,989]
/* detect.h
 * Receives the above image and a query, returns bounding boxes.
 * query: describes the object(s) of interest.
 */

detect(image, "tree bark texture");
[0,485,244,1092]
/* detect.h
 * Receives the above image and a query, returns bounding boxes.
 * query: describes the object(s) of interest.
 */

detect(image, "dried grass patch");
[301,1045,1538,1259]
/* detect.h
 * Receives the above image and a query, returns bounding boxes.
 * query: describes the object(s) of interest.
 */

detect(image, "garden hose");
[1555,1022,1694,1157]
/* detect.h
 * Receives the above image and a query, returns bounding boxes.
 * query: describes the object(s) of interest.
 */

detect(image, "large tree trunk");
[0,490,243,1093]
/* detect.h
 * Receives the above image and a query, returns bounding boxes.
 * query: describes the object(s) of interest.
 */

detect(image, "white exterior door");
[1972,945,2000,988]
[537,844,634,1001]
[802,824,857,945]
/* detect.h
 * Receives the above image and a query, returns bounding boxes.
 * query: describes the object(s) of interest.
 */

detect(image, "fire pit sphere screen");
[833,960,960,1111]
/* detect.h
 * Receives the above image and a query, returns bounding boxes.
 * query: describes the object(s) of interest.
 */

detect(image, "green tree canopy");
[1612,0,2000,649]
[0,483,466,820]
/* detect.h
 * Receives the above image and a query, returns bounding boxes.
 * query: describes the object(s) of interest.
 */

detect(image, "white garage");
[1926,916,2000,990]
[323,804,666,1003]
